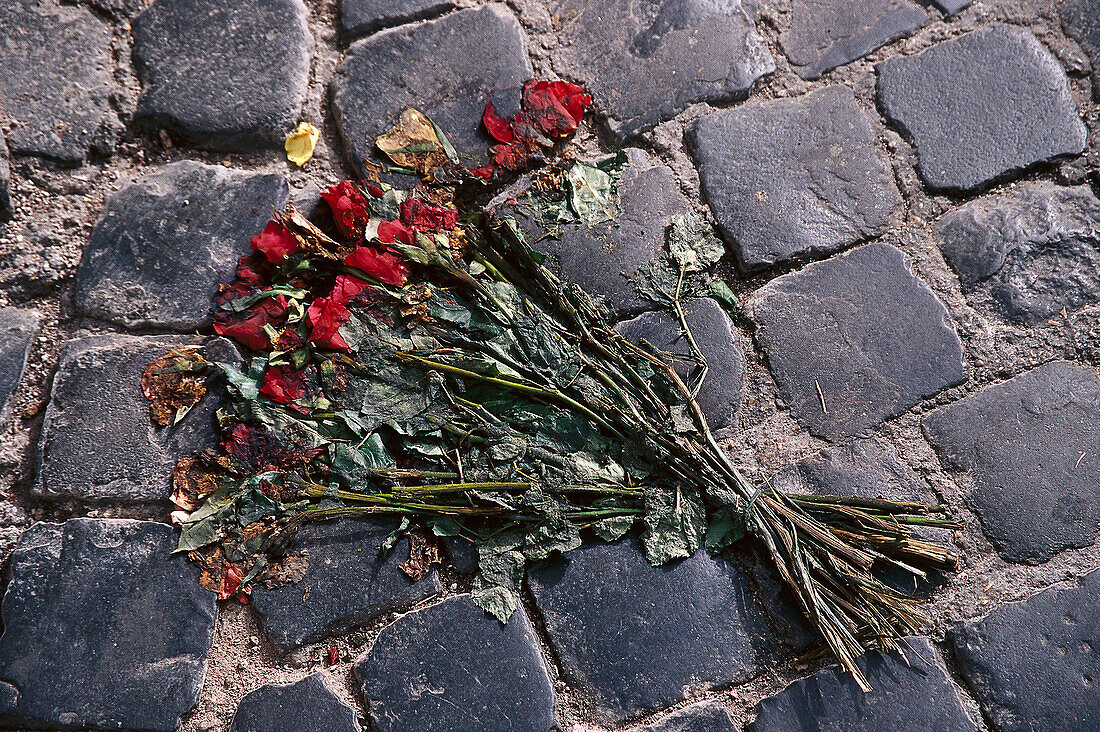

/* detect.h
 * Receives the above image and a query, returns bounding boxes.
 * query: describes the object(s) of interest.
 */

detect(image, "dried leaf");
[141,348,207,427]
[285,121,320,166]
[399,528,441,581]
[376,108,450,177]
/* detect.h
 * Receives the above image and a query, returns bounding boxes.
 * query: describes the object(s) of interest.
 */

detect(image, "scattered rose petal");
[285,121,320,167]
[250,221,299,262]
[307,296,352,351]
[321,181,371,240]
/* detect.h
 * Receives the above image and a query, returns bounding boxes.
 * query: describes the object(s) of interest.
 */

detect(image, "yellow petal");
[285,122,320,166]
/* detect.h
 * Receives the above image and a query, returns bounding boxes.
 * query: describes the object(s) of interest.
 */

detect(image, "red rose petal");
[343,244,408,286]
[375,219,415,247]
[482,100,514,144]
[321,181,371,240]
[399,197,458,233]
[331,274,370,305]
[250,221,299,262]
[307,296,352,352]
[212,296,288,351]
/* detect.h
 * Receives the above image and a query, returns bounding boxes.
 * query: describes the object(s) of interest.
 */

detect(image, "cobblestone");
[356,594,555,732]
[936,182,1100,324]
[229,673,360,732]
[528,538,777,724]
[689,86,900,271]
[133,0,313,151]
[34,335,237,502]
[0,0,118,164]
[1063,0,1100,99]
[74,161,289,331]
[951,570,1100,732]
[746,243,967,440]
[332,5,532,174]
[251,519,441,649]
[1,3,1099,730]
[780,0,926,80]
[877,24,1087,192]
[638,701,739,732]
[616,297,743,430]
[0,308,40,428]
[340,0,453,40]
[549,0,773,140]
[502,148,695,314]
[748,637,978,731]
[924,360,1100,564]
[0,519,215,731]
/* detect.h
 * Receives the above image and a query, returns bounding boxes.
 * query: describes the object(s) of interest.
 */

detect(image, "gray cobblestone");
[747,243,967,440]
[924,360,1100,564]
[877,24,1087,192]
[0,0,119,164]
[689,86,900,271]
[0,519,216,731]
[549,0,774,140]
[133,0,313,151]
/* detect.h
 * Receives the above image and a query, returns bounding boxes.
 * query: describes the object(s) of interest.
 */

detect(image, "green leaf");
[704,504,747,553]
[640,484,706,565]
[565,162,620,226]
[471,536,525,623]
[592,514,634,542]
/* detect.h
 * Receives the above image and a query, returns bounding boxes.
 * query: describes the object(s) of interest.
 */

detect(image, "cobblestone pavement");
[0,0,1098,730]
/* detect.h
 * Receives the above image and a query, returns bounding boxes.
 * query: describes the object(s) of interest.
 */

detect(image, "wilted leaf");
[376,108,450,178]
[141,348,208,427]
[399,528,442,581]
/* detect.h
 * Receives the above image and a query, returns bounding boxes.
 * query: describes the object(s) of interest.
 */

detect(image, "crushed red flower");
[250,221,298,262]
[218,562,251,603]
[475,79,592,179]
[259,364,318,414]
[344,244,408,286]
[376,219,414,246]
[307,296,352,352]
[400,197,458,233]
[213,295,288,351]
[321,181,371,240]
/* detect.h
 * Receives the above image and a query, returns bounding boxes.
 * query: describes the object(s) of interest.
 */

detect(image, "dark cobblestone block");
[781,0,926,80]
[748,637,978,731]
[931,0,971,14]
[340,0,453,39]
[935,182,1100,325]
[333,5,532,173]
[877,24,1086,192]
[356,595,555,732]
[0,308,40,428]
[251,519,441,649]
[689,86,900,271]
[34,335,236,502]
[500,149,695,314]
[0,130,11,221]
[230,673,360,732]
[746,243,967,440]
[75,161,289,331]
[924,360,1100,564]
[133,0,312,151]
[616,298,743,430]
[1063,0,1100,100]
[550,0,774,140]
[0,519,216,732]
[951,570,1100,732]
[528,538,777,724]
[639,701,739,732]
[0,0,118,164]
